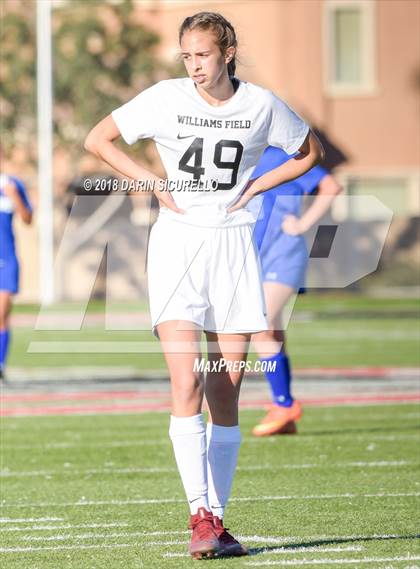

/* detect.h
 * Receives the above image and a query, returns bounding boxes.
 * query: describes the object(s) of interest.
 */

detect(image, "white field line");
[163,545,364,558]
[0,543,133,553]
[21,532,190,543]
[2,492,419,509]
[0,540,189,553]
[0,517,63,523]
[2,533,416,554]
[235,533,418,544]
[244,434,420,443]
[0,439,169,450]
[21,530,189,542]
[2,432,419,451]
[1,522,131,532]
[1,461,417,479]
[245,555,420,566]
[1,531,411,543]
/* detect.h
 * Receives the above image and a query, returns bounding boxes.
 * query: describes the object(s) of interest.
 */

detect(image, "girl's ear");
[225,46,236,63]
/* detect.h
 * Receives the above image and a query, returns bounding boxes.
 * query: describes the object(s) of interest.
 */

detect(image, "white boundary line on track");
[245,555,420,566]
[1,460,416,479]
[2,492,419,509]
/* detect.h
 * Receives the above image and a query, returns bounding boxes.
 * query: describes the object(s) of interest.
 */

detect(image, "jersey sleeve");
[11,176,33,212]
[295,164,329,194]
[267,93,310,155]
[111,82,162,145]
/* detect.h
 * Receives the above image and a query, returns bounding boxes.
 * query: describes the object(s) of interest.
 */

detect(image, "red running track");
[1,392,419,416]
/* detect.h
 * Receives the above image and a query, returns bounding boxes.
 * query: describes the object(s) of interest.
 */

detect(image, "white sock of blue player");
[261,351,293,407]
[169,414,210,515]
[206,423,241,520]
[0,328,10,371]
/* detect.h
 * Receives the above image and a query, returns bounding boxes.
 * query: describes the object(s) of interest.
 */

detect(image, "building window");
[324,0,376,96]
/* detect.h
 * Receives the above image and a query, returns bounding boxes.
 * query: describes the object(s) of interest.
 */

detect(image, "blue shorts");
[261,258,307,291]
[0,256,19,294]
[259,234,309,291]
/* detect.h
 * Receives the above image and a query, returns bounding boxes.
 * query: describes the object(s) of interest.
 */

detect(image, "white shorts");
[147,216,268,336]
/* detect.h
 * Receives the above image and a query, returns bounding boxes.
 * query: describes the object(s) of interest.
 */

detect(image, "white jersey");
[112,77,309,228]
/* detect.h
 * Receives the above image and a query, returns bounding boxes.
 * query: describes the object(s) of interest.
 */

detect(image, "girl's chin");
[193,77,207,86]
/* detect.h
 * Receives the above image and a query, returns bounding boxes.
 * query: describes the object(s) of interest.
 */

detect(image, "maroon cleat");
[213,516,248,557]
[188,507,220,559]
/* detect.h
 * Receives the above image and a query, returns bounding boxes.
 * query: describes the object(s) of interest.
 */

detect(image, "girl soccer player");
[249,146,342,436]
[0,169,33,380]
[85,11,324,559]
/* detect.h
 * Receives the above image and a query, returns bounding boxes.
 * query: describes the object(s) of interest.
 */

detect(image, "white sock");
[169,414,209,515]
[206,423,241,520]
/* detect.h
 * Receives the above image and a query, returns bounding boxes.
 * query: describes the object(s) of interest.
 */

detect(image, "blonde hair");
[179,12,238,77]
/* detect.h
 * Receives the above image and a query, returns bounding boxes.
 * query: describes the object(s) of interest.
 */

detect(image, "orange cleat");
[252,400,302,437]
[213,516,248,557]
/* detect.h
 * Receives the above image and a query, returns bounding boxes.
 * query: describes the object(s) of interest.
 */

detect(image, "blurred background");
[0,0,419,380]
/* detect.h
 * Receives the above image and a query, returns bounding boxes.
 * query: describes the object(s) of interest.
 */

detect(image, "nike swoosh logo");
[177,133,195,140]
[188,497,201,504]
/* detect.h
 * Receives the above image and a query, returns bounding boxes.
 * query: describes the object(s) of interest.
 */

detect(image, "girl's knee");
[172,373,204,404]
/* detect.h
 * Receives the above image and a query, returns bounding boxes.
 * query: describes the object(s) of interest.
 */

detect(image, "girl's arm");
[2,180,32,224]
[282,174,343,235]
[84,115,184,213]
[228,131,325,213]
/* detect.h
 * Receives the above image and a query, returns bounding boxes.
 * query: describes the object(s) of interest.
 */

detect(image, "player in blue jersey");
[0,171,33,379]
[248,146,341,436]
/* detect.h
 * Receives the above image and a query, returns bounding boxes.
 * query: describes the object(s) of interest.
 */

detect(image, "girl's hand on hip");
[155,182,185,214]
[281,214,305,235]
[227,179,262,213]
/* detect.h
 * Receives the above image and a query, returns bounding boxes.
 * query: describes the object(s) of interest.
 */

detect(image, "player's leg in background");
[252,282,302,436]
[204,331,250,556]
[158,319,220,559]
[0,290,12,379]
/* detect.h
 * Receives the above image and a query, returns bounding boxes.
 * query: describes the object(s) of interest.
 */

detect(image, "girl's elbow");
[84,131,98,155]
[22,211,32,225]
[84,126,106,156]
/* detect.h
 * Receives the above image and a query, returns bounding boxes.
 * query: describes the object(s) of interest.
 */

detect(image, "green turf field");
[8,295,420,369]
[1,404,419,568]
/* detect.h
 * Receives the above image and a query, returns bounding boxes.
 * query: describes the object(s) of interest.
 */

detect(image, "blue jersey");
[248,146,328,288]
[0,174,32,260]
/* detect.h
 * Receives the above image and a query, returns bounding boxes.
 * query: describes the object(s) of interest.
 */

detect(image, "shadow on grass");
[247,533,420,556]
